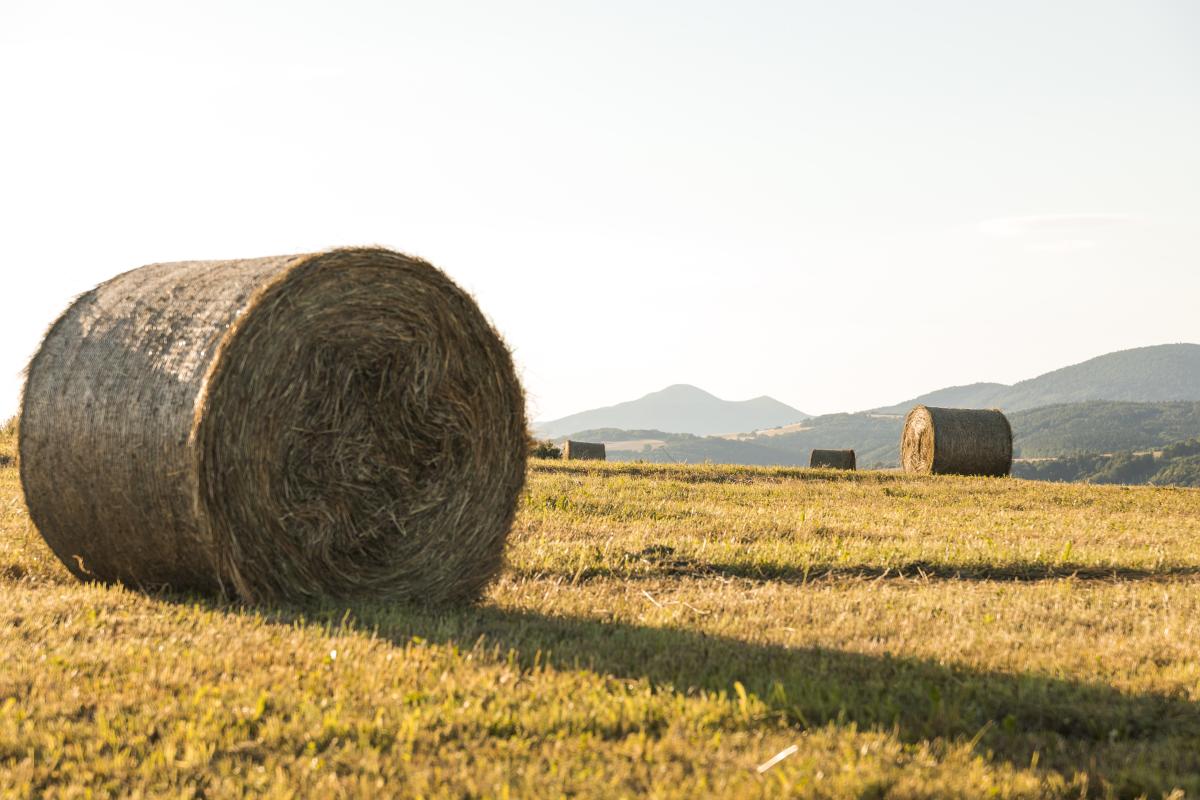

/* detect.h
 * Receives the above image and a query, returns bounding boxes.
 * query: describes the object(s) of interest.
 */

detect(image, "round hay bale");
[19,248,527,604]
[900,405,1012,477]
[562,440,606,461]
[809,449,856,470]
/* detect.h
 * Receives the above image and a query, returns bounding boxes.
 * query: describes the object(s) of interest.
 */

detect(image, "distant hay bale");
[900,405,1012,477]
[563,441,606,461]
[19,248,527,604]
[809,449,856,470]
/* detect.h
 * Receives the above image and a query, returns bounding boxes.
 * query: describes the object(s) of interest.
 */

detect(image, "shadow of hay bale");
[164,591,1200,794]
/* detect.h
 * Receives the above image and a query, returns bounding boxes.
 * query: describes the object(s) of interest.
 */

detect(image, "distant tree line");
[1013,438,1200,487]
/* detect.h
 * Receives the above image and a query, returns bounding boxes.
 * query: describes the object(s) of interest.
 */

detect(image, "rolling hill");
[584,401,1200,476]
[538,343,1200,475]
[871,343,1200,414]
[539,343,1200,441]
[1009,401,1200,457]
[534,384,807,439]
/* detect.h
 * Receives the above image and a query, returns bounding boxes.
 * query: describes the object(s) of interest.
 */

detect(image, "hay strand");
[809,449,856,470]
[900,405,1012,477]
[19,247,527,604]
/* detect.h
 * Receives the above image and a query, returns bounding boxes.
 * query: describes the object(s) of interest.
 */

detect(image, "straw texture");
[19,248,527,604]
[809,449,856,470]
[900,405,1012,477]
[562,441,606,461]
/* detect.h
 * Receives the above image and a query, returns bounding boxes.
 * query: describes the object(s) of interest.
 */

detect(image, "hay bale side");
[19,247,527,604]
[563,440,606,461]
[900,405,1012,476]
[809,449,856,470]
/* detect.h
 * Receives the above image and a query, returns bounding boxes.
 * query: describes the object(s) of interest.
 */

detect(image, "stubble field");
[1,423,1198,798]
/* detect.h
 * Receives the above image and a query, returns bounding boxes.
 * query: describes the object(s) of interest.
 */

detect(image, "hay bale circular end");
[809,449,856,470]
[19,248,527,604]
[900,405,1012,477]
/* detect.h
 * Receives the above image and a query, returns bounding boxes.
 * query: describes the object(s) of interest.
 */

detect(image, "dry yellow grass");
[1,430,1198,797]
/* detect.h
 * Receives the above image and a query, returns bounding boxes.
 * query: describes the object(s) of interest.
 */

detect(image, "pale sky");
[2,1,1197,423]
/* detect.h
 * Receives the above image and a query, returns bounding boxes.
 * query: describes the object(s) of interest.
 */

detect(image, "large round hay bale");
[809,449,856,470]
[19,248,527,604]
[900,405,1012,477]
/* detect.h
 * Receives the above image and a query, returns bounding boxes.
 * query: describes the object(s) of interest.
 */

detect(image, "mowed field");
[2,424,1199,798]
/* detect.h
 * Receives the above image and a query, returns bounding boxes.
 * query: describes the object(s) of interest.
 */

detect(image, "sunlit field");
[2,427,1198,797]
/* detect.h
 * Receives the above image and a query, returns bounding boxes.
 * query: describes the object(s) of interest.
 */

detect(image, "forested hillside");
[1014,438,1200,487]
[1010,401,1200,457]
[872,343,1200,414]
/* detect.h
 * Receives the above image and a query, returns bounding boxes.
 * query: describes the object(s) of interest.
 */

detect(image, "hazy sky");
[2,1,1197,422]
